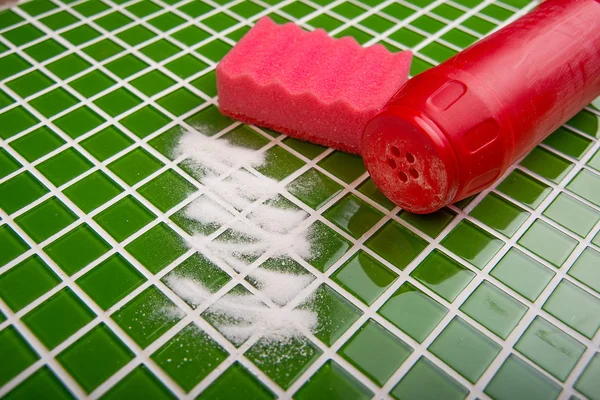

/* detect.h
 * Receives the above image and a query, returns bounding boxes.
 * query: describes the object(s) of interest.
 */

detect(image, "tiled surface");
[1,0,600,398]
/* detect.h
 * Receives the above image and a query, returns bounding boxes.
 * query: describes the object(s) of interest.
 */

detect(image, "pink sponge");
[216,17,412,154]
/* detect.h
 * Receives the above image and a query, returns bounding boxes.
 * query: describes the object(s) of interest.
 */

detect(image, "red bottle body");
[362,0,600,214]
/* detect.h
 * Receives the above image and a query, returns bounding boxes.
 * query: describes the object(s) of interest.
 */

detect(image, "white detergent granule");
[170,131,318,344]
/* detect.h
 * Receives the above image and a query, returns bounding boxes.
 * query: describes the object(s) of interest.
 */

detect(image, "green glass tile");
[0,89,14,109]
[590,149,600,172]
[366,220,427,270]
[0,148,21,179]
[340,319,412,386]
[420,41,458,63]
[544,192,599,237]
[94,88,142,117]
[3,366,74,400]
[287,168,342,209]
[521,147,573,183]
[15,197,77,243]
[567,169,600,207]
[120,105,170,138]
[95,11,133,31]
[411,250,475,302]
[117,24,156,46]
[44,223,111,275]
[165,54,208,79]
[442,220,503,269]
[201,12,238,31]
[575,353,600,400]
[40,10,79,30]
[157,87,204,116]
[379,282,447,343]
[101,364,175,400]
[324,194,383,239]
[36,148,93,187]
[125,222,187,273]
[355,178,395,210]
[515,317,585,381]
[177,0,213,18]
[30,88,78,118]
[0,171,48,214]
[0,255,59,312]
[138,169,197,212]
[280,2,315,18]
[7,70,54,99]
[253,145,304,181]
[221,125,268,149]
[81,127,133,162]
[70,69,116,98]
[334,26,374,45]
[282,136,327,160]
[0,10,24,28]
[46,54,91,80]
[461,280,528,339]
[481,4,514,20]
[303,284,362,346]
[332,250,397,306]
[3,24,45,46]
[463,15,496,34]
[0,54,31,82]
[149,127,184,160]
[196,39,232,62]
[57,323,134,393]
[10,126,65,162]
[172,25,210,46]
[391,356,468,400]
[60,25,101,46]
[77,253,145,310]
[23,38,67,62]
[410,56,435,76]
[190,70,217,97]
[569,247,600,294]
[140,39,181,62]
[567,109,599,137]
[108,148,163,186]
[484,354,561,400]
[131,70,176,97]
[246,336,321,390]
[497,169,552,209]
[518,219,578,267]
[0,106,38,140]
[318,151,366,184]
[411,15,445,33]
[470,193,530,237]
[185,105,233,136]
[333,1,367,18]
[126,0,161,17]
[63,171,123,213]
[0,326,39,387]
[302,220,351,272]
[543,279,600,339]
[54,106,105,139]
[148,12,186,31]
[83,39,125,62]
[73,0,110,16]
[94,195,155,242]
[23,288,95,349]
[360,14,395,33]
[199,362,274,400]
[431,3,464,19]
[105,54,149,79]
[295,360,372,400]
[152,323,227,392]
[543,127,592,159]
[400,209,455,239]
[230,1,265,18]
[112,285,182,348]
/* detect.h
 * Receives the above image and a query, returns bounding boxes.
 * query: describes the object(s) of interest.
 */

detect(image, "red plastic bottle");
[362,0,600,214]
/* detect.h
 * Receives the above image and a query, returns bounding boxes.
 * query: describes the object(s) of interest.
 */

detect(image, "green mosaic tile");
[177,0,214,18]
[63,170,123,213]
[230,1,265,18]
[3,24,45,47]
[131,70,176,97]
[334,26,374,45]
[567,109,599,137]
[0,255,60,312]
[165,54,208,79]
[157,87,205,116]
[94,88,142,117]
[460,280,528,339]
[44,223,111,275]
[10,126,65,162]
[0,171,49,214]
[569,247,600,294]
[30,88,78,118]
[379,282,448,343]
[83,39,125,62]
[354,178,395,210]
[0,10,24,28]
[125,222,188,274]
[0,224,30,267]
[60,25,101,46]
[497,169,552,209]
[54,106,105,139]
[295,360,372,400]
[575,353,600,400]
[105,54,149,79]
[462,15,496,34]
[0,106,39,140]
[303,220,351,272]
[112,285,182,348]
[409,56,435,76]
[411,250,475,302]
[366,220,427,270]
[567,169,600,207]
[57,323,134,393]
[340,319,412,386]
[73,0,110,16]
[246,336,321,390]
[442,220,504,269]
[117,24,156,46]
[138,169,197,212]
[70,69,116,98]
[0,54,31,83]
[381,2,414,19]
[421,41,458,63]
[399,208,456,238]
[36,148,94,187]
[40,10,79,30]
[287,168,343,210]
[590,149,600,172]
[515,316,585,381]
[3,366,74,400]
[196,39,232,62]
[484,354,561,400]
[199,362,274,400]
[0,148,21,179]
[107,148,163,186]
[201,12,239,31]
[46,53,91,80]
[94,195,155,242]
[411,14,446,34]
[126,0,161,17]
[543,279,600,339]
[190,70,217,97]
[6,70,55,99]
[481,4,514,20]
[172,25,210,46]
[520,147,573,183]
[518,219,578,267]
[543,192,599,237]
[544,127,593,159]
[140,39,182,62]
[222,125,269,149]
[431,3,464,19]
[148,12,186,31]
[0,89,14,109]
[470,193,529,237]
[390,356,468,400]
[324,194,383,239]
[185,105,233,136]
[282,137,327,160]
[101,364,175,400]
[15,197,78,243]
[24,38,67,62]
[0,326,40,387]
[360,14,395,33]
[94,11,133,31]
[23,287,95,349]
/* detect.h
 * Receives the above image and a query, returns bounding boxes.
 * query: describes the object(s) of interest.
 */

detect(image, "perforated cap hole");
[388,158,397,169]
[398,171,408,183]
[406,153,415,163]
[409,168,419,179]
[391,146,401,157]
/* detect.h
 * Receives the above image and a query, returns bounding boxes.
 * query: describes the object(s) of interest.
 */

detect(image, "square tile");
[126,0,161,17]
[172,25,210,46]
[46,54,91,80]
[574,353,600,400]
[60,25,101,46]
[543,193,599,237]
[201,12,239,31]
[200,362,275,400]
[69,69,116,98]
[190,71,217,97]
[94,88,142,118]
[148,12,186,31]
[83,39,125,62]
[15,197,78,243]
[334,26,374,44]
[196,39,232,62]
[295,360,372,400]
[0,171,49,214]
[0,225,31,267]
[30,88,78,118]
[94,195,155,242]
[178,0,213,18]
[130,70,176,97]
[94,11,133,31]
[100,364,175,400]
[460,281,528,339]
[77,253,146,310]
[324,194,383,239]
[0,54,31,83]
[54,105,105,139]
[36,148,93,187]
[10,126,65,162]
[125,222,188,273]
[140,39,181,62]
[399,208,456,238]
[24,38,67,62]
[185,105,233,137]
[80,126,134,161]
[6,70,55,99]
[543,127,592,159]
[0,148,21,179]
[470,193,530,237]
[567,169,600,207]
[120,106,170,139]
[318,151,366,184]
[566,109,599,136]
[157,87,205,116]
[520,147,573,184]
[63,170,123,213]
[302,220,351,272]
[3,366,72,400]
[411,250,474,302]
[3,24,45,47]
[105,54,149,79]
[165,54,208,79]
[518,219,578,268]
[255,145,305,181]
[73,0,110,17]
[442,220,504,269]
[568,247,600,294]
[108,148,163,186]
[0,326,40,387]
[365,220,427,270]
[138,169,197,212]
[40,10,79,30]
[117,24,156,46]
[420,41,458,63]
[20,0,58,15]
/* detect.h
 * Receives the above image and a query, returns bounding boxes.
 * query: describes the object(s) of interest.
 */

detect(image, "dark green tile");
[15,197,77,243]
[36,148,93,187]
[0,326,40,387]
[0,171,48,214]
[302,220,351,272]
[138,169,197,212]
[94,195,155,242]
[295,360,372,400]
[63,171,123,213]
[101,364,175,400]
[80,127,134,162]
[366,220,427,270]
[520,147,573,184]
[54,106,105,139]
[125,222,188,274]
[10,126,65,162]
[470,193,530,237]
[442,220,504,269]
[198,362,274,400]
[3,366,74,400]
[324,194,383,239]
